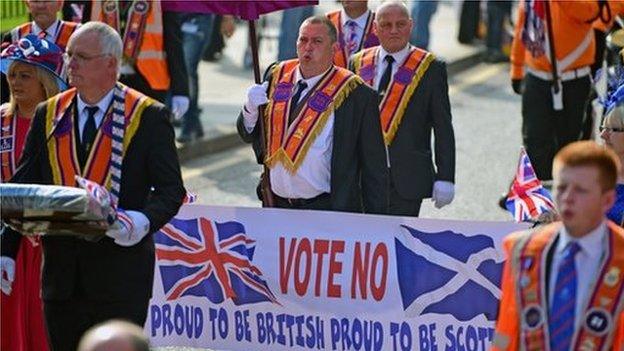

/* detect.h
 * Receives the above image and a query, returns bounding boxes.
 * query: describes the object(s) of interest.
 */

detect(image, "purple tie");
[345,20,358,55]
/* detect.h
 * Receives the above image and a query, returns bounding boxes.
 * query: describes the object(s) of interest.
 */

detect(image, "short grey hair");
[301,15,338,43]
[69,21,122,75]
[376,0,411,20]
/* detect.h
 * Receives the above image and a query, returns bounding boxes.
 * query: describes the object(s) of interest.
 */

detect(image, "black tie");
[378,55,395,99]
[289,80,308,125]
[82,106,99,152]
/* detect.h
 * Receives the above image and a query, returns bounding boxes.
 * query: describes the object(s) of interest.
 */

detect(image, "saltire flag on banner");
[505,148,555,222]
[154,218,279,305]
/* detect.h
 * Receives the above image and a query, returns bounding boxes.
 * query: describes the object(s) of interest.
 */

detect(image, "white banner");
[146,205,529,351]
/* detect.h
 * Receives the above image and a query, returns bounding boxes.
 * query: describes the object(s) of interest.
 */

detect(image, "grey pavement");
[175,0,487,163]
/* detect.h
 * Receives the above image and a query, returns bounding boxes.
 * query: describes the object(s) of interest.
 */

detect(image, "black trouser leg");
[388,180,423,217]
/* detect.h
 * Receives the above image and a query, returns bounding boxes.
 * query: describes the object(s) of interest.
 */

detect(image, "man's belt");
[274,192,330,207]
[526,66,591,82]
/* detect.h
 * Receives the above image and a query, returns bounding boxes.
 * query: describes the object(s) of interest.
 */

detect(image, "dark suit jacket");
[350,56,455,200]
[1,91,185,301]
[237,64,389,215]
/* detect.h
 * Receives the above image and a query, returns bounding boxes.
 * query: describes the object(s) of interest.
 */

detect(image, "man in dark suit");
[1,22,184,350]
[237,15,388,214]
[493,141,624,350]
[350,1,455,217]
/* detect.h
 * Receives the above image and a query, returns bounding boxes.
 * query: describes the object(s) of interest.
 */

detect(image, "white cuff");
[242,105,259,133]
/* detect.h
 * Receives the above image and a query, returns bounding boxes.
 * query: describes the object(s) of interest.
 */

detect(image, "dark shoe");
[176,129,204,144]
[485,51,509,63]
[498,193,508,210]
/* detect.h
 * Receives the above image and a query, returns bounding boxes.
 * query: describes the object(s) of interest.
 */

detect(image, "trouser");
[44,296,149,351]
[120,72,167,103]
[522,73,591,180]
[410,0,438,50]
[486,1,512,51]
[180,13,215,137]
[388,180,423,217]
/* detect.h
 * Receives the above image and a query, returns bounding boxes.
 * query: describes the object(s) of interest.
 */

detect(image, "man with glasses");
[1,0,80,103]
[5,22,184,350]
[349,1,455,217]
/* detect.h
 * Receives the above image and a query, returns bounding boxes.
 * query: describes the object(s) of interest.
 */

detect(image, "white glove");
[243,82,269,130]
[105,210,150,247]
[432,181,455,209]
[171,95,190,121]
[0,256,15,295]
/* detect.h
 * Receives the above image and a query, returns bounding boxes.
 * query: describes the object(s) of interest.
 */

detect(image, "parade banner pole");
[248,20,275,207]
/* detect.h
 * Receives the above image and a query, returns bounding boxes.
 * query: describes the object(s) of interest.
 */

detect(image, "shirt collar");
[340,9,370,29]
[77,88,115,116]
[378,44,412,66]
[558,220,607,259]
[295,66,332,88]
[32,19,60,37]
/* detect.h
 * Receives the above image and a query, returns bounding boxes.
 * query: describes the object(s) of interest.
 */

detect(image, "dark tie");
[288,80,308,125]
[82,106,99,152]
[548,241,581,351]
[378,55,395,99]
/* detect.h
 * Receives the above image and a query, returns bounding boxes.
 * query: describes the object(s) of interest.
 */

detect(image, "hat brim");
[0,57,68,91]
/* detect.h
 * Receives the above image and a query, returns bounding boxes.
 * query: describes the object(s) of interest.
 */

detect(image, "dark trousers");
[44,297,149,351]
[522,73,591,180]
[388,180,423,217]
[120,73,167,103]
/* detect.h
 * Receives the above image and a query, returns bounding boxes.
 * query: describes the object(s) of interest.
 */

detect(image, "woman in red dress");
[0,35,68,351]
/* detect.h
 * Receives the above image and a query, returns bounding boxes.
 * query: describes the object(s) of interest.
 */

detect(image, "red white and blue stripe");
[505,148,555,222]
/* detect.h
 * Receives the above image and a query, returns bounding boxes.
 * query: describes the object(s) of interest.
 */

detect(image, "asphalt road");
[180,62,523,223]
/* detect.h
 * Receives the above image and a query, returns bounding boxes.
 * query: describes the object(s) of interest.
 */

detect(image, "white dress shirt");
[549,221,607,319]
[77,89,115,142]
[341,9,371,50]
[374,44,412,90]
[31,20,61,42]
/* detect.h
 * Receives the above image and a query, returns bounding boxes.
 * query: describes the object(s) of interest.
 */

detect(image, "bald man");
[78,320,149,351]
[349,1,455,217]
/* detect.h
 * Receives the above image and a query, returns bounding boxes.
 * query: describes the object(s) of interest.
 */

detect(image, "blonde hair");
[6,61,60,116]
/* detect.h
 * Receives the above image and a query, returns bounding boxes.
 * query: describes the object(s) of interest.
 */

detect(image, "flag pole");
[248,20,275,207]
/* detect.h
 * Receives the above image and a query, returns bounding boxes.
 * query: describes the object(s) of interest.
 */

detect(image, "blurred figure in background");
[90,0,189,118]
[0,35,67,351]
[410,0,438,50]
[277,5,316,61]
[485,0,512,63]
[178,12,215,143]
[326,0,379,68]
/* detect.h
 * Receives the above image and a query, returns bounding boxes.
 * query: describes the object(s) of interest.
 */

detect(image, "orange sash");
[327,10,378,68]
[0,106,16,182]
[44,86,149,188]
[264,60,361,173]
[10,21,78,50]
[352,46,434,145]
[99,0,151,62]
[514,222,624,350]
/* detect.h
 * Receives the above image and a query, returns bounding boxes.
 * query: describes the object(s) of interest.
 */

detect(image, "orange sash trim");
[54,21,80,49]
[0,106,16,182]
[353,46,434,145]
[17,23,32,37]
[327,10,377,68]
[264,60,362,173]
[44,86,148,188]
[514,222,624,351]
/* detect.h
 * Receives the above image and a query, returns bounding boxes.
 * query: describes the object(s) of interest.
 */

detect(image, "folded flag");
[505,148,555,222]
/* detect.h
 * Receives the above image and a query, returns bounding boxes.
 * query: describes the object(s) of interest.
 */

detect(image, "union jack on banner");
[505,148,555,222]
[154,217,279,306]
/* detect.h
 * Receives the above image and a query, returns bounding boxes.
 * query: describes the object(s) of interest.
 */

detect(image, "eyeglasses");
[599,126,624,133]
[62,52,109,64]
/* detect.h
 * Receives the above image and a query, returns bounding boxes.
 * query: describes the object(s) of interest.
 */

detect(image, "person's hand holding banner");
[105,209,150,247]
[0,256,15,295]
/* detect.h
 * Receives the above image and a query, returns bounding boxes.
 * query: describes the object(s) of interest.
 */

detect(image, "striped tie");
[345,20,358,55]
[548,241,581,351]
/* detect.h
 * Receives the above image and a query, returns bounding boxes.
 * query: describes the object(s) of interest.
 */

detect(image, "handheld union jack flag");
[505,148,555,222]
[154,217,278,306]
